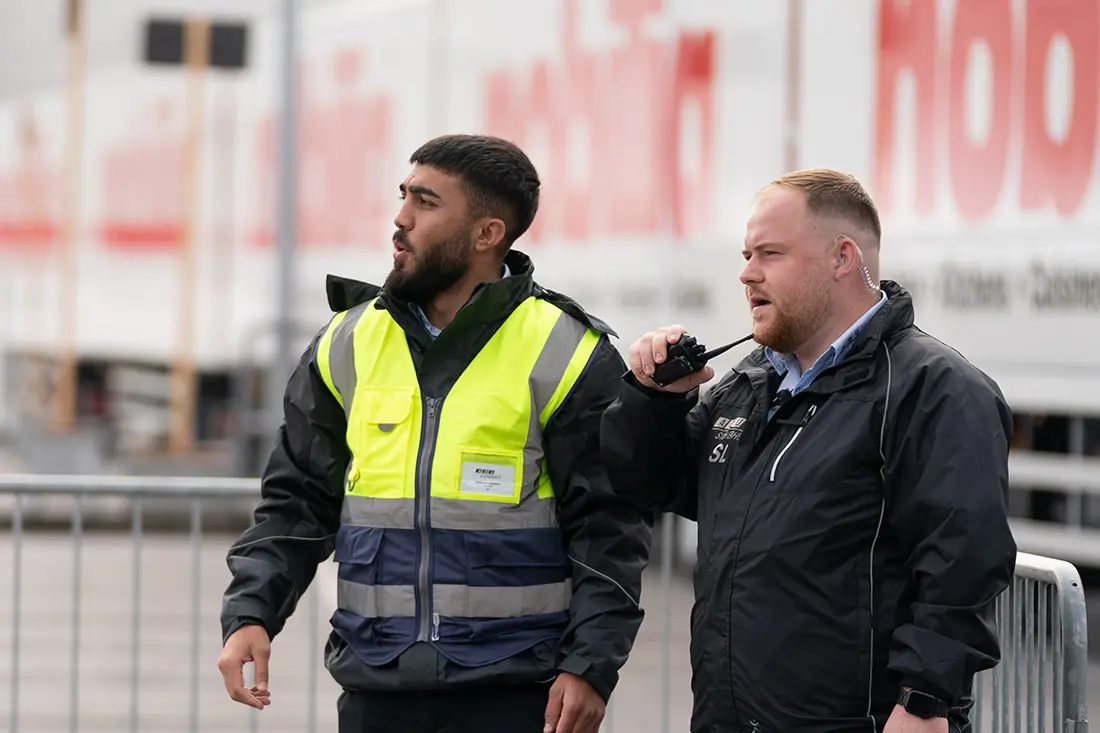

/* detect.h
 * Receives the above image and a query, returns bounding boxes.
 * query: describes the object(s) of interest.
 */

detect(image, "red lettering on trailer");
[250,50,394,249]
[484,0,716,244]
[875,0,1100,221]
[1019,0,1099,215]
[0,110,61,251]
[947,0,1013,220]
[99,101,185,250]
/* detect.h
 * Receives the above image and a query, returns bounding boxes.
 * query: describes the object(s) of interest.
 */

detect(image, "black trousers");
[337,683,552,733]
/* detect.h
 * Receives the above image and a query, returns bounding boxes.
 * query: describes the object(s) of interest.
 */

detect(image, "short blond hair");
[764,169,881,244]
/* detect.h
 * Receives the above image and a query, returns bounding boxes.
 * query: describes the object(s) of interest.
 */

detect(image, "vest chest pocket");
[348,387,417,500]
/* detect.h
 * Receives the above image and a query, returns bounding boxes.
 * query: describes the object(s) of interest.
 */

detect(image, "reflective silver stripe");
[434,582,571,618]
[343,493,556,531]
[528,311,591,424]
[337,580,416,617]
[338,579,571,619]
[510,310,589,512]
[429,495,558,531]
[327,304,367,419]
[341,495,415,528]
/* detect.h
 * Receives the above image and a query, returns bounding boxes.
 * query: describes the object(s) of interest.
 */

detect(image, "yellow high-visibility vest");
[314,295,601,667]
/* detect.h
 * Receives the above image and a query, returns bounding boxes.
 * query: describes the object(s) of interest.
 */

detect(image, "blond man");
[601,169,1016,733]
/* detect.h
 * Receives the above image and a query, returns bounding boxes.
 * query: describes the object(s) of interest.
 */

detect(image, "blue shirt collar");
[412,262,512,339]
[765,290,888,396]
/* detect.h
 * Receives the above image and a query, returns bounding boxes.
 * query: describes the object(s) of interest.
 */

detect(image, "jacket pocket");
[347,387,416,499]
[461,530,571,616]
[333,525,384,585]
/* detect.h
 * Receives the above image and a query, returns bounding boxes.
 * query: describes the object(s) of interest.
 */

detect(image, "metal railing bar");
[129,499,142,733]
[70,494,83,733]
[10,493,23,733]
[0,474,260,498]
[190,499,202,733]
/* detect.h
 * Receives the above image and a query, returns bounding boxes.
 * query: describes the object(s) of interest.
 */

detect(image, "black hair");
[409,134,541,247]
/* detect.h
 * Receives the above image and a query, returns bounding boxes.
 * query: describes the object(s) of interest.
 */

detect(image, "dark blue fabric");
[334,523,573,668]
[331,610,417,665]
[334,525,571,588]
[434,612,570,666]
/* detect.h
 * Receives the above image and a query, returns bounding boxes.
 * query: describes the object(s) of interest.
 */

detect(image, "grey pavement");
[0,529,1096,733]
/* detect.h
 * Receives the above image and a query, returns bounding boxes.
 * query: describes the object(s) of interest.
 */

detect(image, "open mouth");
[749,296,771,308]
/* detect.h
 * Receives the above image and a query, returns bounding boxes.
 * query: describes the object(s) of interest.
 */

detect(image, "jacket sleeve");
[220,326,349,643]
[544,336,655,703]
[883,358,1017,705]
[598,371,726,520]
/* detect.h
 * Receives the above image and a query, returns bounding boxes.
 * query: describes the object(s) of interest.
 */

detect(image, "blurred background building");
[0,0,1098,592]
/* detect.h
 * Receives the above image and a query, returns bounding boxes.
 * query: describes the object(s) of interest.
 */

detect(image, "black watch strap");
[898,688,950,718]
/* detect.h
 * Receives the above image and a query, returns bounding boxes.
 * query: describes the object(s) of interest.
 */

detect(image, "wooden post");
[167,18,209,454]
[52,0,86,432]
[784,0,803,173]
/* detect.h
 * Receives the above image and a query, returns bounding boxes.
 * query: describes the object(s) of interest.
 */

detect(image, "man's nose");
[739,258,760,285]
[394,202,413,231]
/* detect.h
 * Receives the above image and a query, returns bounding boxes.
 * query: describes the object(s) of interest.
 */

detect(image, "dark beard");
[384,227,472,305]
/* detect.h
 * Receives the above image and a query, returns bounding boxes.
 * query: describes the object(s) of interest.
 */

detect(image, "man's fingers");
[636,332,658,377]
[218,646,271,710]
[217,655,246,699]
[554,696,580,733]
[649,329,672,365]
[628,341,645,379]
[543,682,564,733]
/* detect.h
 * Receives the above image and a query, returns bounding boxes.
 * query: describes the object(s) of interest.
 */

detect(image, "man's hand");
[543,672,605,733]
[217,624,272,710]
[628,325,715,393]
[883,705,948,733]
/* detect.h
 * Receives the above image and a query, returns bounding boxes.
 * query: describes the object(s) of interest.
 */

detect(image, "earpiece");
[853,244,880,293]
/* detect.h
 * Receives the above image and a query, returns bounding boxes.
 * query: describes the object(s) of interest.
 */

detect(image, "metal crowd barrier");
[970,552,1089,732]
[0,474,1091,732]
[0,473,679,733]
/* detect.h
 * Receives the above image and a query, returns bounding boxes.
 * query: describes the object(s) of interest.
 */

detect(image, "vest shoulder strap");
[314,300,376,410]
[523,298,604,429]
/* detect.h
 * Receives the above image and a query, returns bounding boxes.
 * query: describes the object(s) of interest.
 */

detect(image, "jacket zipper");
[726,406,792,725]
[414,396,442,642]
[768,404,817,482]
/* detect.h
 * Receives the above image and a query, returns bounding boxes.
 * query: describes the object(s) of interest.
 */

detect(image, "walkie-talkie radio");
[650,333,756,387]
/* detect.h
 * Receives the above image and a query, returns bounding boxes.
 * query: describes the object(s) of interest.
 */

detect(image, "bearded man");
[600,169,1017,733]
[217,134,652,733]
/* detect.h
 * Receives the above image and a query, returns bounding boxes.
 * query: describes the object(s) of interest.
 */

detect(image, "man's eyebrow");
[743,240,786,253]
[399,183,441,200]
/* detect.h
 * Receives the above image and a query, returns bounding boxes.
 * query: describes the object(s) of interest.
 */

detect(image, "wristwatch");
[897,688,950,718]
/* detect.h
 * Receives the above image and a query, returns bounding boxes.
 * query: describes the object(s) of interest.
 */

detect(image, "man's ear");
[832,235,854,273]
[473,217,507,253]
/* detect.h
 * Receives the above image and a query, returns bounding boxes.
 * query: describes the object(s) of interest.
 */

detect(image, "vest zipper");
[415,396,442,642]
[768,404,817,482]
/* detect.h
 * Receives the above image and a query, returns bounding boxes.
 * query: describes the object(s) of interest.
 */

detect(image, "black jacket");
[220,249,653,702]
[600,281,1017,732]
